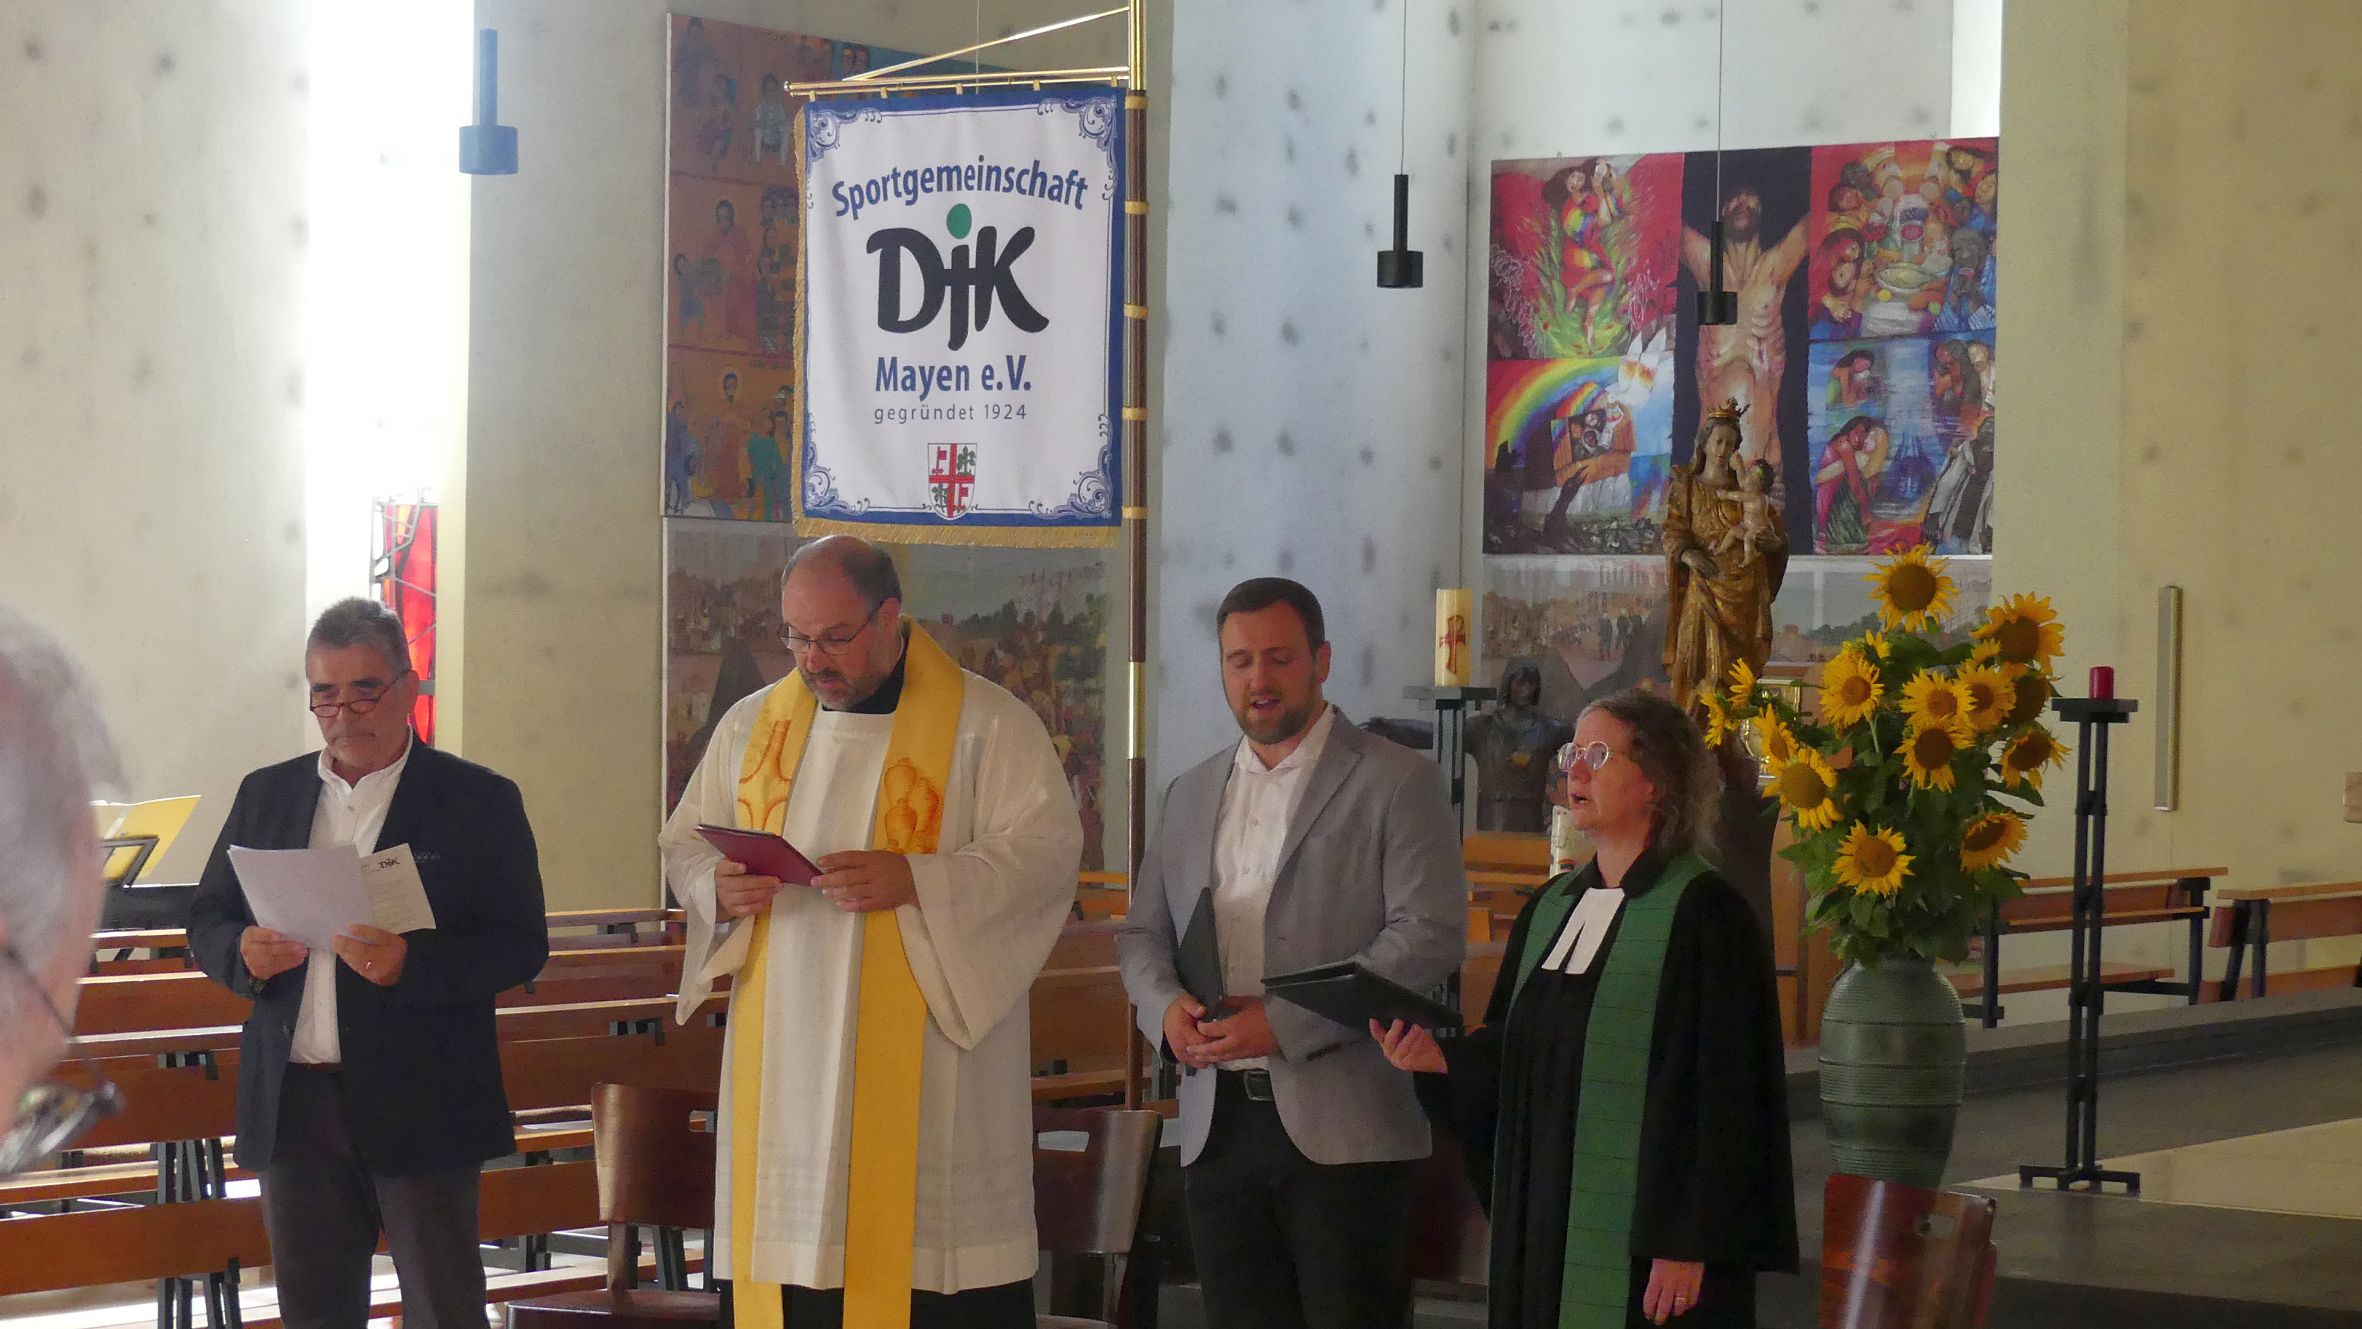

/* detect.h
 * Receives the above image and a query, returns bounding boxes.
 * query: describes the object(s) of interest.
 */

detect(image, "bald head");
[780,537,906,709]
[782,535,903,606]
[0,607,121,1127]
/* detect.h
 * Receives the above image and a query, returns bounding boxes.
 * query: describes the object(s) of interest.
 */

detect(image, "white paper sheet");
[229,843,438,950]
[359,844,438,934]
[229,846,373,951]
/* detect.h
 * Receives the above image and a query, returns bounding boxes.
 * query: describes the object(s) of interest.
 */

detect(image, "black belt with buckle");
[1220,1068,1275,1102]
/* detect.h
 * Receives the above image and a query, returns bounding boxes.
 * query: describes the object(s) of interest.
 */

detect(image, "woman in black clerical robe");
[1376,687,1796,1328]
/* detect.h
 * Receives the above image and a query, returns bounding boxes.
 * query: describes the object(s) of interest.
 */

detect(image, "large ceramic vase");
[1816,955,1967,1186]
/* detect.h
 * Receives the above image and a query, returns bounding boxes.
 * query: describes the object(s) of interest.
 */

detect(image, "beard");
[1233,694,1320,747]
[1723,208,1760,245]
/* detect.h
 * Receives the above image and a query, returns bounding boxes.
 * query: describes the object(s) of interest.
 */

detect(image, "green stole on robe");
[1505,851,1712,1329]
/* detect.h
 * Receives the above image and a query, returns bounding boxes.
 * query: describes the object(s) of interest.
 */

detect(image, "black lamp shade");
[1377,172,1424,289]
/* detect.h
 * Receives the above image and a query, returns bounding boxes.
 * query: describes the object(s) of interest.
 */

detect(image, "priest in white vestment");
[661,536,1083,1329]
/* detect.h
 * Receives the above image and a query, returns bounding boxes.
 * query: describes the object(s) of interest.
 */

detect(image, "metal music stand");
[2019,693,2142,1195]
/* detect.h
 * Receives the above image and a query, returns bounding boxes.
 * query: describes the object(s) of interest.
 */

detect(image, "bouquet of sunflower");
[1707,547,2069,967]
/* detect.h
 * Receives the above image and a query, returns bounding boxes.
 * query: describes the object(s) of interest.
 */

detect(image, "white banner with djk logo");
[796,88,1124,545]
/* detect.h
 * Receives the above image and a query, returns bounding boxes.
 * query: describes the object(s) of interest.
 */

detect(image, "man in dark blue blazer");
[187,598,547,1329]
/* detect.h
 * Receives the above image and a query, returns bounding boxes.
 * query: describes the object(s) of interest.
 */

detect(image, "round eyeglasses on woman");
[1559,740,1624,775]
[0,942,122,1179]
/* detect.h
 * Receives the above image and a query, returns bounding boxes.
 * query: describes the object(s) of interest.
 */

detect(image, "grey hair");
[0,606,121,1007]
[782,535,903,609]
[306,597,411,676]
[1579,686,1720,858]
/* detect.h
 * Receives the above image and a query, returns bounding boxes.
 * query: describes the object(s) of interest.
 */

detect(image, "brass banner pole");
[1120,0,1151,1110]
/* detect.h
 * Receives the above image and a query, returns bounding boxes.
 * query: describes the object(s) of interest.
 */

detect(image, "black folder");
[1176,890,1226,1007]
[1261,960,1462,1032]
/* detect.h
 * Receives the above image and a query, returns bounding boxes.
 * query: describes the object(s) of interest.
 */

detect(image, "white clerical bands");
[1539,887,1626,977]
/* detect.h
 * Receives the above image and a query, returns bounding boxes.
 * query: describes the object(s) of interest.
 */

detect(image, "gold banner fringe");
[790,515,1119,549]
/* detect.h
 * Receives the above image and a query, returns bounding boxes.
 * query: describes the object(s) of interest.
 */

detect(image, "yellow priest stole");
[728,626,961,1329]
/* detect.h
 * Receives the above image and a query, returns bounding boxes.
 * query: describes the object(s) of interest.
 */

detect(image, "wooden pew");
[70,993,731,1066]
[2209,881,2362,999]
[0,1195,272,1329]
[1957,866,2224,1026]
[1463,831,1555,895]
[72,944,697,1042]
[501,944,688,1007]
[73,970,251,1037]
[1030,964,1132,1103]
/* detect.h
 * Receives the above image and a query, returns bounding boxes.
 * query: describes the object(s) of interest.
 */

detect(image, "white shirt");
[1210,704,1339,1069]
[657,672,1083,1294]
[290,735,413,1064]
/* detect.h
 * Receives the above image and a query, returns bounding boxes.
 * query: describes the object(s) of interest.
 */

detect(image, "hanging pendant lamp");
[1695,4,1736,324]
[459,28,519,175]
[1376,0,1423,288]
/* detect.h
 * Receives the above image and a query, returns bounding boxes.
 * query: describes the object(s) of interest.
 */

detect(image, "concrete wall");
[1150,0,1475,791]
[0,1,315,880]
[1993,0,2362,991]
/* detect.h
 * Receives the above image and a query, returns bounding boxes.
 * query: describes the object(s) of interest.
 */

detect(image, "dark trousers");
[719,1279,1034,1328]
[260,1065,486,1329]
[1183,1071,1420,1329]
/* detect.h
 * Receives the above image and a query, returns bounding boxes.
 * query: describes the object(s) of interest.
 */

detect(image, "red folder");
[694,824,822,886]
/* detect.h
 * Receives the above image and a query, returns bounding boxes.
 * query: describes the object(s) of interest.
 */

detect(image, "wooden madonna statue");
[1662,398,1788,722]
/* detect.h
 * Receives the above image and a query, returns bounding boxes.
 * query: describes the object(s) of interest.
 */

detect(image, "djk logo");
[868,204,1047,352]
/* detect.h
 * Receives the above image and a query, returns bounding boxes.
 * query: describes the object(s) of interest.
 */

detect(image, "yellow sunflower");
[1957,664,2014,732]
[1899,670,1970,734]
[2000,724,2070,789]
[1699,689,1733,746]
[1820,651,1886,728]
[1833,822,1914,897]
[1978,593,2066,668]
[1726,657,1759,713]
[1959,811,2029,871]
[1967,638,2002,665]
[1754,713,1801,769]
[1775,748,1844,831]
[1865,545,1957,632]
[2006,668,2054,728]
[1902,721,1969,790]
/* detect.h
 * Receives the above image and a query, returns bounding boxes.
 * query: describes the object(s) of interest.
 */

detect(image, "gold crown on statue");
[1705,398,1748,424]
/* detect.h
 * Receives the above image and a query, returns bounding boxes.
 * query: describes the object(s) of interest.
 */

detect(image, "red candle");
[2090,665,2115,699]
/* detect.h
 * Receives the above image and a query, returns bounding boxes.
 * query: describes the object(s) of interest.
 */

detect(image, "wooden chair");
[1820,1173,1997,1329]
[1033,1105,1162,1329]
[0,1195,271,1329]
[504,1084,721,1329]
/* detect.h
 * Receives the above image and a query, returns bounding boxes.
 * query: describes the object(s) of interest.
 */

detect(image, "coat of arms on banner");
[928,443,978,519]
[796,88,1125,547]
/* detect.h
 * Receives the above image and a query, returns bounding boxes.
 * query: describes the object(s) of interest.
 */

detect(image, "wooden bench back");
[1464,831,1552,875]
[500,1029,725,1114]
[472,1159,604,1244]
[500,944,687,1008]
[1030,965,1131,1078]
[0,1196,271,1295]
[1047,919,1122,968]
[1998,870,2217,926]
[2209,885,2362,947]
[71,970,250,1036]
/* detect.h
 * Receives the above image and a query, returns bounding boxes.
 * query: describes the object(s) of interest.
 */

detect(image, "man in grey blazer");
[1117,577,1466,1329]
